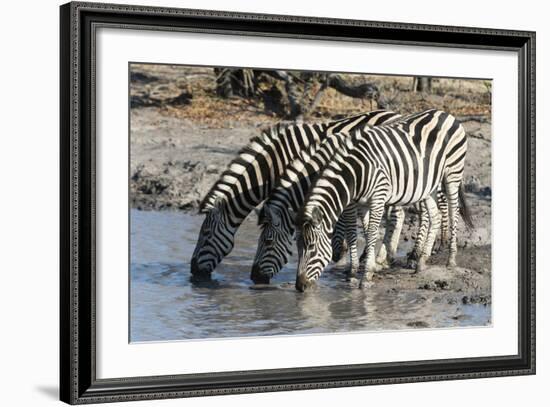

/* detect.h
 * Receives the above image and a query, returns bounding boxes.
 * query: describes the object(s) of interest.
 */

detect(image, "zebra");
[251,137,445,284]
[190,110,400,279]
[295,109,473,291]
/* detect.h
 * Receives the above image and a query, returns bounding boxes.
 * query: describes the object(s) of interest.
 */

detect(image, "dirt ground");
[129,64,492,305]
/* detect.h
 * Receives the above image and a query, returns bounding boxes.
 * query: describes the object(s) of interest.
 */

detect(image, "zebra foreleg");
[342,204,359,276]
[444,180,461,268]
[376,206,405,268]
[407,201,429,269]
[432,188,449,254]
[359,203,385,288]
[416,196,441,273]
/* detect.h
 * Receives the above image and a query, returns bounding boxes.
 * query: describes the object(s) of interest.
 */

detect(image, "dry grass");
[130,63,491,128]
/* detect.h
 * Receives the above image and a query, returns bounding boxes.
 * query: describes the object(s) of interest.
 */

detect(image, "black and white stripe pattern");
[295,109,472,291]
[251,135,362,283]
[405,187,449,267]
[190,110,399,277]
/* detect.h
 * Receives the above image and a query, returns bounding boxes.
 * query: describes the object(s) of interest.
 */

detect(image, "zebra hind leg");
[407,201,429,269]
[376,206,404,269]
[444,181,461,268]
[375,207,391,268]
[432,188,449,254]
[416,196,441,273]
[386,206,404,266]
[358,207,369,271]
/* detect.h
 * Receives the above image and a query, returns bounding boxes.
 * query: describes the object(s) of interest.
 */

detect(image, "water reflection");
[130,209,490,342]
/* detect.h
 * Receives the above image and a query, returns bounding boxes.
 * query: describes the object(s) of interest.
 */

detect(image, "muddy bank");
[345,245,492,306]
[130,108,264,211]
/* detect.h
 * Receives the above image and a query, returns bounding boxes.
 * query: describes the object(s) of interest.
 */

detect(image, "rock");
[480,186,492,197]
[461,294,491,306]
[206,165,219,174]
[465,175,482,193]
[419,281,436,290]
[434,280,449,290]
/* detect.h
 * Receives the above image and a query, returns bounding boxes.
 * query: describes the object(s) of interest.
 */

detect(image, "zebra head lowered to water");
[251,203,295,284]
[190,110,401,279]
[191,196,237,277]
[296,109,472,292]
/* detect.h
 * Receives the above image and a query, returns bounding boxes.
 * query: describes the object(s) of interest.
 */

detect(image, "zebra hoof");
[347,270,359,280]
[406,251,419,270]
[347,276,360,287]
[446,260,457,269]
[359,273,375,289]
[348,262,359,275]
[376,263,383,272]
[377,258,392,270]
[415,258,427,274]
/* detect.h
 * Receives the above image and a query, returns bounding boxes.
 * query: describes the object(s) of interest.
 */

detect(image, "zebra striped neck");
[200,122,328,217]
[301,146,377,233]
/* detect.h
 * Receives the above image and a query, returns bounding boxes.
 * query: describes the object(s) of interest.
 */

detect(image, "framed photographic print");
[60,1,536,404]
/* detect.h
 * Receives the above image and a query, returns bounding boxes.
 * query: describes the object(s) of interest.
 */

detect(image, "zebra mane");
[295,138,319,164]
[199,123,294,212]
[295,132,355,228]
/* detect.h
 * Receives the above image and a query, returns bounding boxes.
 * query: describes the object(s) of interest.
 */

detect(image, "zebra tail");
[459,185,474,230]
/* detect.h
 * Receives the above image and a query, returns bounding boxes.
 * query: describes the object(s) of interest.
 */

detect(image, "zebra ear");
[198,196,213,213]
[256,205,268,225]
[199,194,225,214]
[209,196,225,216]
[254,207,263,224]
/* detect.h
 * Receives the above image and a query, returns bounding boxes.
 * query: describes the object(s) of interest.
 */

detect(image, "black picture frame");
[60,1,536,404]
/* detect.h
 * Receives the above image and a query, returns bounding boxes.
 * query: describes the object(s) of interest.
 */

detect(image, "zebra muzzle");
[190,257,212,279]
[250,265,271,284]
[295,273,312,292]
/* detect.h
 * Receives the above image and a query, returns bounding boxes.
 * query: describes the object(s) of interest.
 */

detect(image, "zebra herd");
[190,109,473,292]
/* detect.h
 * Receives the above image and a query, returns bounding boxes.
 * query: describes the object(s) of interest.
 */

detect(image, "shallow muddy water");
[130,209,490,342]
